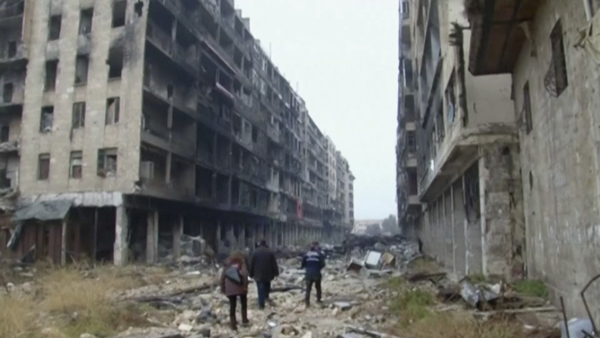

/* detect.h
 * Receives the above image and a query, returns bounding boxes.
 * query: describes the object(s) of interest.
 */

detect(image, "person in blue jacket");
[301,241,326,307]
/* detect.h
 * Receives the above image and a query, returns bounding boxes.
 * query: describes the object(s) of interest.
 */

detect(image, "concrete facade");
[0,0,353,265]
[465,0,600,319]
[396,0,526,281]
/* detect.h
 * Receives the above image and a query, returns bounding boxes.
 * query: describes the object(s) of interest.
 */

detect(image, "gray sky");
[237,0,398,220]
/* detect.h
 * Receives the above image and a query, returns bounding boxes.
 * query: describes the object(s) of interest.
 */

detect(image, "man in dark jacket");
[249,240,279,309]
[301,242,326,307]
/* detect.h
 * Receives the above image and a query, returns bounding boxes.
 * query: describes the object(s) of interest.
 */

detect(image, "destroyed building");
[397,0,600,320]
[0,0,354,265]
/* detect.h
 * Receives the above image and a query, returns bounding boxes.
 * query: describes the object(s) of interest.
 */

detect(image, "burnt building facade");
[0,0,352,265]
[396,0,420,238]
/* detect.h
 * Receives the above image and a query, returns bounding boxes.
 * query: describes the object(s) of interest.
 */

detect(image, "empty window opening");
[70,151,83,179]
[49,15,62,41]
[107,47,124,79]
[106,97,120,125]
[252,126,258,143]
[75,56,89,85]
[7,41,16,58]
[402,1,410,17]
[97,148,118,177]
[0,125,9,143]
[38,154,50,180]
[72,102,86,128]
[112,0,127,27]
[407,131,416,152]
[134,0,144,17]
[523,82,533,134]
[40,106,54,133]
[79,9,94,35]
[45,60,58,91]
[2,83,13,103]
[167,84,174,99]
[548,20,568,97]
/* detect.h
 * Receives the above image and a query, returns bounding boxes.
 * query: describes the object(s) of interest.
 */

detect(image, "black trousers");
[305,278,322,304]
[228,294,248,322]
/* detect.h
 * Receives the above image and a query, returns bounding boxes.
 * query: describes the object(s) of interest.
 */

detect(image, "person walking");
[220,251,250,331]
[249,240,279,309]
[302,241,326,307]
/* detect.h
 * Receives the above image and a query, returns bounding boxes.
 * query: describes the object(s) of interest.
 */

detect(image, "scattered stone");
[334,302,353,311]
[177,323,193,332]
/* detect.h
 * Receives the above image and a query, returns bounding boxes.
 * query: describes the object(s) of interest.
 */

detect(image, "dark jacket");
[221,256,249,297]
[249,246,279,282]
[301,248,326,280]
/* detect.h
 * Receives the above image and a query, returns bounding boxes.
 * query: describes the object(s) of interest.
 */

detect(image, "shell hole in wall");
[502,147,510,156]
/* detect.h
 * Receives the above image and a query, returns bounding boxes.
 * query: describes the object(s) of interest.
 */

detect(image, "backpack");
[225,264,243,285]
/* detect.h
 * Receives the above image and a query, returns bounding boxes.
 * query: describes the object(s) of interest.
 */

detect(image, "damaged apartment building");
[397,0,524,281]
[0,0,354,266]
[398,0,600,319]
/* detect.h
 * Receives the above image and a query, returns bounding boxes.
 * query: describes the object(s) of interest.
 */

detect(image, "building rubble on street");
[0,233,574,337]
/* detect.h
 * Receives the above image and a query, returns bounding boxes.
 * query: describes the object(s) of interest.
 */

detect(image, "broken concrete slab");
[334,301,353,311]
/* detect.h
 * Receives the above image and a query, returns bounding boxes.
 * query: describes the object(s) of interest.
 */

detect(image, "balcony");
[147,21,173,56]
[0,42,27,71]
[467,0,542,75]
[267,123,280,143]
[144,179,195,201]
[419,112,518,202]
[173,43,198,73]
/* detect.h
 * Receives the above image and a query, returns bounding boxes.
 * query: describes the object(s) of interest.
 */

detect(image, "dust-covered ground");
[0,238,566,338]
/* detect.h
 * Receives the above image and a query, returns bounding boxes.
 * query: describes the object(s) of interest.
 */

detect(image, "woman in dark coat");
[220,251,249,330]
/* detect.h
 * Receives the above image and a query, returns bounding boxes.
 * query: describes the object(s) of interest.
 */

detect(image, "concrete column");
[453,180,467,277]
[173,215,184,259]
[240,223,246,249]
[61,219,68,265]
[146,211,159,264]
[166,152,172,184]
[216,221,221,255]
[114,206,129,266]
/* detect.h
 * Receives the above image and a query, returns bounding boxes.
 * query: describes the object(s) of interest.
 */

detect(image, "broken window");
[38,153,50,180]
[7,41,16,58]
[72,102,86,129]
[75,56,89,85]
[549,20,568,97]
[45,60,58,91]
[523,82,533,134]
[79,8,93,35]
[0,126,9,143]
[105,97,120,124]
[49,15,62,41]
[2,83,13,103]
[69,151,83,179]
[40,106,54,133]
[107,47,123,79]
[112,0,127,27]
[97,148,118,177]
